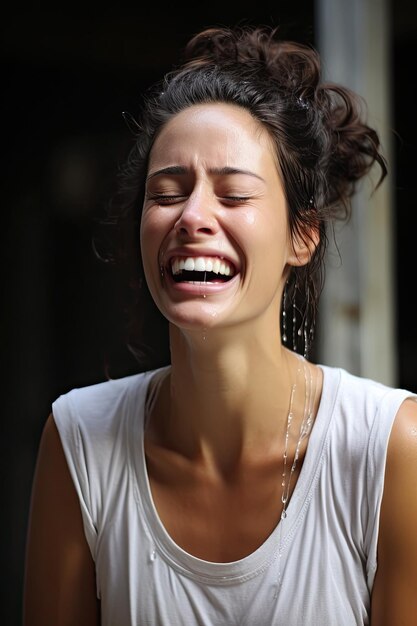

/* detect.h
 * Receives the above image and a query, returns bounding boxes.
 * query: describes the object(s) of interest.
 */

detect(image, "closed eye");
[222,196,251,204]
[147,194,187,205]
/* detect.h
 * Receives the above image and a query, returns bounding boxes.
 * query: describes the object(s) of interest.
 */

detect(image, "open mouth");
[170,256,236,283]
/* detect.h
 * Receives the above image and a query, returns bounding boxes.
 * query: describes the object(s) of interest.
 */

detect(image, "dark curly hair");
[94,25,387,368]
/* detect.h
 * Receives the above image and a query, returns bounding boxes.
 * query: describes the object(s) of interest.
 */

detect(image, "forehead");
[148,103,277,171]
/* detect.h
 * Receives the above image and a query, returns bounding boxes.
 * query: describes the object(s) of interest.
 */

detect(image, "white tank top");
[52,365,413,625]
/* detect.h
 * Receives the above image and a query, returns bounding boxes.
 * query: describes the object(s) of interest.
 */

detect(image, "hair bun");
[183,26,321,100]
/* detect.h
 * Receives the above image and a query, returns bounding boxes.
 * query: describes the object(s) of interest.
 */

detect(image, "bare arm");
[371,398,417,625]
[23,413,100,626]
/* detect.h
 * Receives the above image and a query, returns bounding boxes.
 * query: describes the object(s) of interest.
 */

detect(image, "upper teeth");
[171,256,234,276]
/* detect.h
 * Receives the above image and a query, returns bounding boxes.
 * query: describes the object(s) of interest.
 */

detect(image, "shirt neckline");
[130,364,340,584]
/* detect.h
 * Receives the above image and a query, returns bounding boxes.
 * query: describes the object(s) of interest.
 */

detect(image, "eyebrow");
[146,165,265,182]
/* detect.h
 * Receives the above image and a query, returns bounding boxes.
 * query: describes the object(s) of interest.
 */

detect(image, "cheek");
[140,210,167,261]
[232,208,287,257]
[139,218,160,289]
[140,208,158,241]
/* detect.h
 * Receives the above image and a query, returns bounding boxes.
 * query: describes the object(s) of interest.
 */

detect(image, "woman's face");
[140,102,305,334]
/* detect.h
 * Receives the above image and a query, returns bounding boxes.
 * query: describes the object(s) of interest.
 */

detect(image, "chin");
[163,303,222,330]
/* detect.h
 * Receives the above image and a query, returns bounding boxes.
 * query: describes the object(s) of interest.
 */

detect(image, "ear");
[287,226,320,267]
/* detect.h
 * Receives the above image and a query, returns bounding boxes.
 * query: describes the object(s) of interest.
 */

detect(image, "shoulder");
[56,370,152,407]
[323,364,404,397]
[50,367,169,465]
[383,395,417,522]
[53,368,166,426]
[317,366,417,475]
[382,395,417,513]
[386,396,417,475]
[370,397,417,623]
[320,364,415,419]
[24,412,100,623]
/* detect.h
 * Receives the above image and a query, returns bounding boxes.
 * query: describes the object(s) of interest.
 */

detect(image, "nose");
[174,193,219,238]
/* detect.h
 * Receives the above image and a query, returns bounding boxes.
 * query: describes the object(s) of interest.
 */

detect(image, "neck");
[149,322,307,473]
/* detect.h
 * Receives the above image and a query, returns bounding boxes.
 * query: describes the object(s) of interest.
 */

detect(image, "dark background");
[2,2,416,624]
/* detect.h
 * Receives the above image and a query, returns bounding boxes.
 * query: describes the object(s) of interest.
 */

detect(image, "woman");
[23,25,417,625]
